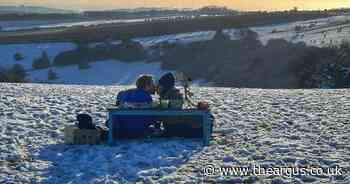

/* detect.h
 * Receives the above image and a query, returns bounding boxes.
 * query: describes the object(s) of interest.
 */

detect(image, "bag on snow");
[76,114,95,130]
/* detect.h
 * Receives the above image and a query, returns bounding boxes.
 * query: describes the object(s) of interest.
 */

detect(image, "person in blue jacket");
[116,75,155,105]
[113,75,156,138]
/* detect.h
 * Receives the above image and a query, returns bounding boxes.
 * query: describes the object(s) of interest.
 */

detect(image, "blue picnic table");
[107,108,213,146]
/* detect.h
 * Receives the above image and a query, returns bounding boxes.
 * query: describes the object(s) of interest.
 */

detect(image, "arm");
[116,90,127,106]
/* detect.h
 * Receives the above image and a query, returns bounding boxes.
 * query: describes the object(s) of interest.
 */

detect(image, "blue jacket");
[117,88,152,104]
[115,88,154,136]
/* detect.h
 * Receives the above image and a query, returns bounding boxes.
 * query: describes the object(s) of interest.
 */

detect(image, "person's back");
[114,75,155,138]
[117,88,152,106]
[116,75,155,106]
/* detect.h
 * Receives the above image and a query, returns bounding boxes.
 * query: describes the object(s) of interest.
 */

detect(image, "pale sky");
[1,0,350,11]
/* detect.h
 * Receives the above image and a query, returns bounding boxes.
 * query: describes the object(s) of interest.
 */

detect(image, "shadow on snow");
[37,139,204,183]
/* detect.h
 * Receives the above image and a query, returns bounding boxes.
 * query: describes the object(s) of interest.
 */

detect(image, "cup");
[160,100,169,109]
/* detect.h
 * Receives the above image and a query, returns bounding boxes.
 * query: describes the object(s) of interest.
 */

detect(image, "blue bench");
[107,108,213,146]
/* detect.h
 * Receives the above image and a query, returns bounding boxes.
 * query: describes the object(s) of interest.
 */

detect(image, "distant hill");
[109,7,173,12]
[0,5,76,14]
[84,6,239,18]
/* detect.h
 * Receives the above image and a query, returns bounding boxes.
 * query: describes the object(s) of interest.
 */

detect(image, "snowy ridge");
[134,31,216,47]
[250,15,350,47]
[0,5,75,14]
[0,18,147,31]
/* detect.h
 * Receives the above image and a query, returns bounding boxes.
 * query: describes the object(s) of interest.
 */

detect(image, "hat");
[158,72,175,90]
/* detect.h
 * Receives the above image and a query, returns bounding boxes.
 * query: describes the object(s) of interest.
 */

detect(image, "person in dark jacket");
[157,72,183,103]
[156,73,201,138]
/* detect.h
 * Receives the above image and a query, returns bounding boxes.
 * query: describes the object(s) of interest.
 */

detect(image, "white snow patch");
[0,43,76,70]
[28,60,170,85]
[0,18,147,31]
[223,15,350,47]
[134,31,216,48]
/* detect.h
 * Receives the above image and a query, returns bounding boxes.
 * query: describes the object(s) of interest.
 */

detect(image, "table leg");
[108,114,114,146]
[203,113,211,146]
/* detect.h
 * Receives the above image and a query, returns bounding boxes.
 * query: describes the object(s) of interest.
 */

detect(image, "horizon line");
[1,3,350,12]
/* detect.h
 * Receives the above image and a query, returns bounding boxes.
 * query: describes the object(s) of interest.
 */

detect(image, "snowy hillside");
[0,6,75,14]
[1,15,350,85]
[0,18,147,31]
[0,16,189,31]
[0,43,76,70]
[0,20,79,31]
[248,15,350,47]
[0,31,214,85]
[134,15,350,48]
[0,83,349,183]
[30,60,170,85]
[134,31,215,48]
[222,15,350,47]
[0,42,169,85]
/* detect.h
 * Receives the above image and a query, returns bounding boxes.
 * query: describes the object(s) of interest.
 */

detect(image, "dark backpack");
[76,114,95,130]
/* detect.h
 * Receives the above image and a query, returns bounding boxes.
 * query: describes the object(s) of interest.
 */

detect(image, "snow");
[247,15,350,47]
[0,20,75,31]
[0,42,171,85]
[2,14,350,48]
[0,43,76,70]
[134,15,350,49]
[0,83,349,183]
[134,31,216,47]
[38,18,146,30]
[222,15,350,47]
[0,32,213,85]
[1,16,350,183]
[3,15,350,86]
[28,60,170,85]
[0,18,147,31]
[0,16,191,31]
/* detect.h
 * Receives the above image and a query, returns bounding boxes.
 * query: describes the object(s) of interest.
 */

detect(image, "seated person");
[157,73,202,138]
[116,75,155,106]
[111,75,156,138]
[157,72,184,108]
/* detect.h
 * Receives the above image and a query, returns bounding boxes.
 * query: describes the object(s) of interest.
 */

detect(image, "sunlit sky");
[1,0,350,11]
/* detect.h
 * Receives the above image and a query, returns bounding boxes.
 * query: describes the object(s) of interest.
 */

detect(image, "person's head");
[157,73,175,94]
[136,75,155,93]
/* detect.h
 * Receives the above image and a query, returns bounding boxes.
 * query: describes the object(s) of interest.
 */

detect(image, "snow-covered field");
[2,15,350,86]
[134,31,216,48]
[0,42,170,85]
[0,18,147,31]
[136,14,350,49]
[0,20,77,31]
[30,60,170,85]
[0,31,213,85]
[136,14,350,48]
[250,15,350,47]
[0,43,76,70]
[0,83,349,183]
[0,16,190,31]
[222,15,350,47]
